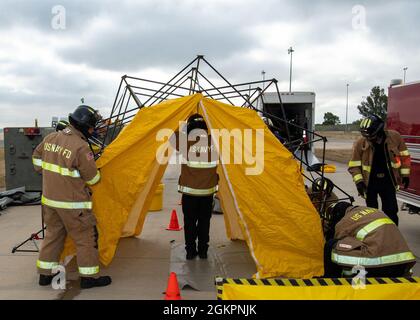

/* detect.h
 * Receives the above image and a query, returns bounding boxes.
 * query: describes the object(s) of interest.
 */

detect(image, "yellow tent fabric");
[63,93,324,278]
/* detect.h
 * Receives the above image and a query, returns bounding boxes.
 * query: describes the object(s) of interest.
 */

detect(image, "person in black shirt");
[366,136,399,224]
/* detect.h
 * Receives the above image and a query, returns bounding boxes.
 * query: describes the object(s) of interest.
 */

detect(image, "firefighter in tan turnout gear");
[176,114,219,260]
[348,114,411,225]
[33,105,111,289]
[323,202,416,278]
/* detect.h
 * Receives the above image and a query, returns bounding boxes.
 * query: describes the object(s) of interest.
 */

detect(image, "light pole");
[288,46,294,93]
[261,70,266,90]
[346,84,349,132]
[403,67,408,83]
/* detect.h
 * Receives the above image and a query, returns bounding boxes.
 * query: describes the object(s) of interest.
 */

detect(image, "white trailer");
[261,91,315,134]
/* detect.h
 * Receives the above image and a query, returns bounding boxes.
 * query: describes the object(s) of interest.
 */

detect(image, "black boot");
[198,243,208,259]
[186,249,198,260]
[198,250,208,259]
[80,276,112,289]
[39,274,54,286]
[185,243,198,260]
[198,252,207,259]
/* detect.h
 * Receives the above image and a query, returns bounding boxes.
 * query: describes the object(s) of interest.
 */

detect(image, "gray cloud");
[0,0,419,127]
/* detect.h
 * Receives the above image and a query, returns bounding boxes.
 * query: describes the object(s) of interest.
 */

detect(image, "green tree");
[357,86,388,119]
[322,112,341,125]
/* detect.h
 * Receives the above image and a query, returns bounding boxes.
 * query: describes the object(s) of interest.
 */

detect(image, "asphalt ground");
[0,160,418,299]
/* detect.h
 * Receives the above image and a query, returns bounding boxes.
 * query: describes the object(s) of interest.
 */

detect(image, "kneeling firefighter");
[33,105,111,289]
[176,114,219,260]
[323,202,416,278]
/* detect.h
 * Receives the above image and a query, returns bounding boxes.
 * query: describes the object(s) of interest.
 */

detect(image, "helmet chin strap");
[368,129,384,143]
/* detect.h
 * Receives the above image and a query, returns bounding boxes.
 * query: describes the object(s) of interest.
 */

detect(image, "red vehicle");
[388,79,420,214]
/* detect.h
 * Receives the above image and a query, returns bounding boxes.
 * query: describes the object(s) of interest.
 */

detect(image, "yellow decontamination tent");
[64,93,325,279]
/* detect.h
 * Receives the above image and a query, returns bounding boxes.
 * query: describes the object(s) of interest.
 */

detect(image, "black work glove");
[356,182,367,199]
[402,177,410,189]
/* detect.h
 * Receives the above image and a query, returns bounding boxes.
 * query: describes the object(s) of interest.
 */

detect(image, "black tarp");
[0,186,40,211]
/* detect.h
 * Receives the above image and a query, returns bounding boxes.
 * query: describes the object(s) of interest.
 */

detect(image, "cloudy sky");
[0,0,419,127]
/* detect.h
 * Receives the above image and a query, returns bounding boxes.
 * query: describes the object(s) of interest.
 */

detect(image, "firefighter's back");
[34,126,94,207]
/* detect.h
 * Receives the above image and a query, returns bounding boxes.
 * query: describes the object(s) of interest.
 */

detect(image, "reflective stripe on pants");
[362,165,371,173]
[42,195,92,210]
[79,266,99,275]
[186,161,217,168]
[331,251,416,267]
[401,168,410,175]
[178,185,218,196]
[400,150,410,156]
[37,260,59,270]
[353,174,363,183]
[348,160,362,167]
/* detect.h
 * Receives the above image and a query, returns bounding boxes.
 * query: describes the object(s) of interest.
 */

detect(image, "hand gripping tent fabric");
[63,93,325,279]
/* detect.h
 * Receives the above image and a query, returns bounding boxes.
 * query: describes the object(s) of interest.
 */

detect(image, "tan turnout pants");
[37,205,100,277]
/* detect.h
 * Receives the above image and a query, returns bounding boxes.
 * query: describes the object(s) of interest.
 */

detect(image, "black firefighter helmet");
[360,114,384,140]
[312,177,334,196]
[55,120,69,132]
[187,113,208,134]
[69,105,101,138]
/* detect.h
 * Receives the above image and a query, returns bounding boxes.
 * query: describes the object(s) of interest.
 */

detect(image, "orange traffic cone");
[166,209,182,231]
[164,272,181,300]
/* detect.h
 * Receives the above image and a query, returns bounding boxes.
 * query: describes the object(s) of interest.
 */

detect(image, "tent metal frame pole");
[133,90,184,99]
[120,90,133,126]
[194,83,260,103]
[103,85,128,149]
[154,70,195,104]
[203,79,273,92]
[125,80,142,109]
[248,80,275,107]
[142,56,199,106]
[195,70,236,106]
[188,76,212,97]
[147,67,194,106]
[202,57,254,105]
[104,71,193,123]
[274,80,291,143]
[188,69,195,95]
[240,88,261,107]
[101,77,124,149]
[129,84,189,96]
[192,56,202,93]
[125,76,192,92]
[108,85,129,144]
[112,74,206,128]
[203,86,260,100]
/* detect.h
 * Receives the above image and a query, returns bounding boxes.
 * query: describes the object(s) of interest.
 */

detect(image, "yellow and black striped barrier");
[215,277,420,300]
